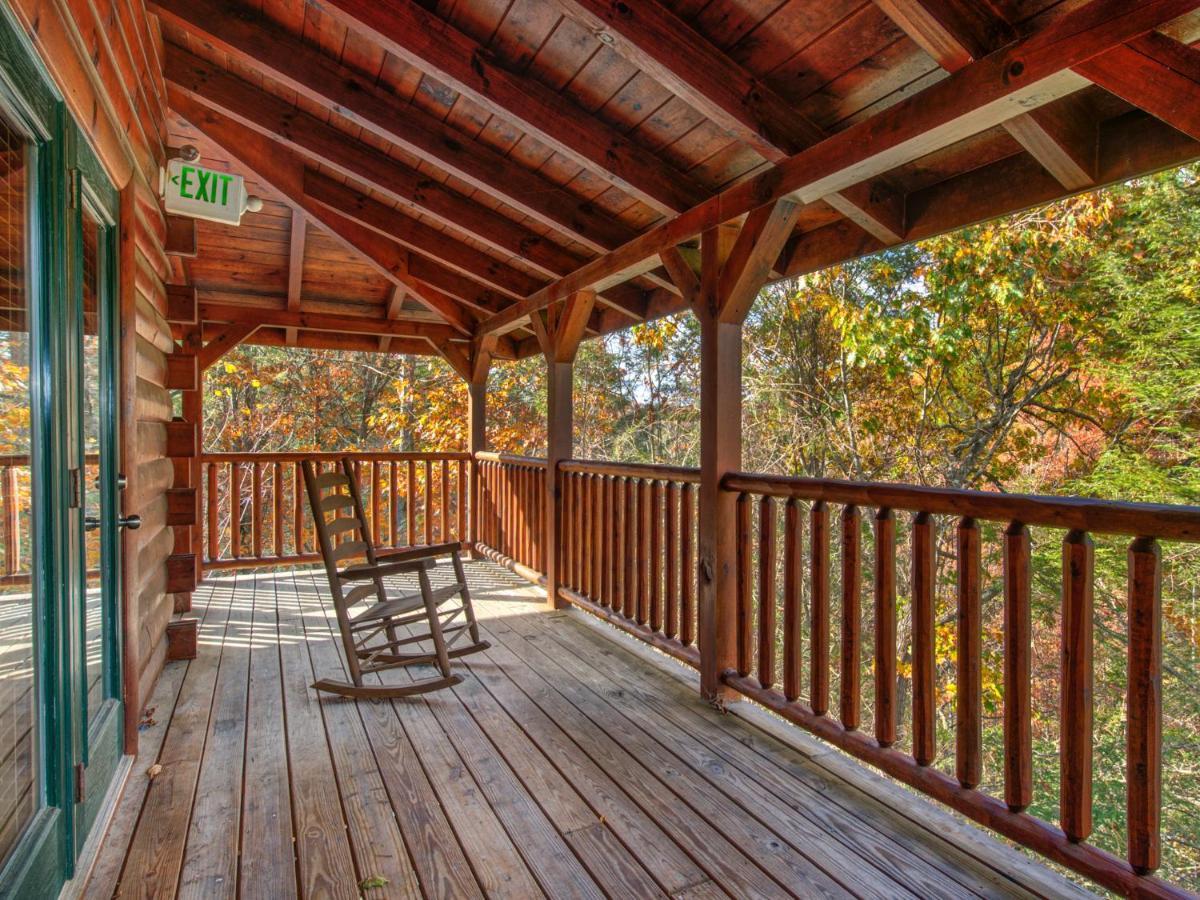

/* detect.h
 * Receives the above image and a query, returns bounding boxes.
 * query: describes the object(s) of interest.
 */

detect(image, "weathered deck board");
[86,561,1095,900]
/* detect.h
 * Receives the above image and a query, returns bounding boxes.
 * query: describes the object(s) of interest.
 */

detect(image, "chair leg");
[418,566,455,679]
[451,550,484,646]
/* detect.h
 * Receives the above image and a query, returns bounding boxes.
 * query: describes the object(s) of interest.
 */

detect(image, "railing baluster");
[757,495,776,690]
[371,461,382,546]
[424,460,433,546]
[638,479,651,625]
[624,479,637,621]
[406,460,416,547]
[736,492,752,678]
[784,498,802,702]
[1127,537,1161,874]
[1004,521,1032,812]
[665,482,679,638]
[230,462,241,559]
[273,462,284,557]
[441,459,449,542]
[651,481,664,633]
[457,459,466,542]
[1061,530,1094,842]
[841,505,861,730]
[594,474,606,607]
[912,511,935,766]
[811,500,830,715]
[956,517,981,788]
[293,462,304,556]
[874,507,896,747]
[614,478,626,614]
[3,466,18,575]
[207,462,218,562]
[681,484,694,647]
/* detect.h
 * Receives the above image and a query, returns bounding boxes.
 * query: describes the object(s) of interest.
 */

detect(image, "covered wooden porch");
[83,560,1091,899]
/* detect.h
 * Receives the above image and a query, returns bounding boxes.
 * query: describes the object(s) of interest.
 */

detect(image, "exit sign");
[162,158,250,225]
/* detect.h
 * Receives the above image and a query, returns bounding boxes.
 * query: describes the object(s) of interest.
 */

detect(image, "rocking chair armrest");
[374,541,462,564]
[339,557,434,581]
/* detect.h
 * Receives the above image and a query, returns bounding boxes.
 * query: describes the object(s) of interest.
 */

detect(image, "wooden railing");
[473,452,546,579]
[719,472,1200,898]
[0,455,31,587]
[200,451,470,570]
[558,460,700,667]
[1,453,100,587]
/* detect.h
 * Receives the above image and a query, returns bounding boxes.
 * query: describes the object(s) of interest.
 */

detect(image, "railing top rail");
[474,451,547,468]
[201,450,471,463]
[560,458,700,483]
[1,452,99,467]
[723,472,1200,542]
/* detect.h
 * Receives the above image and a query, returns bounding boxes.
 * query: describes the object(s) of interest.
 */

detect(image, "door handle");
[84,514,140,531]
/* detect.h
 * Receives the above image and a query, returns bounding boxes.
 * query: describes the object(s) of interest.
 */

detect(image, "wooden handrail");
[722,472,1200,541]
[203,450,470,463]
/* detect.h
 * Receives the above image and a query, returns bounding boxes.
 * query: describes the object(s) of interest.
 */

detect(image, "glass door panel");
[80,210,103,727]
[0,111,38,869]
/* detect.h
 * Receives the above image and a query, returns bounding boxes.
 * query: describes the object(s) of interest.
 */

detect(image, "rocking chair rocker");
[301,458,489,698]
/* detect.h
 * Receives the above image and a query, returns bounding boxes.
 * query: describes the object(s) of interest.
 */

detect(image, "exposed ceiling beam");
[480,0,1196,334]
[236,325,437,357]
[164,42,653,327]
[164,43,586,281]
[198,301,460,342]
[304,170,543,299]
[148,0,637,254]
[1075,32,1200,143]
[873,0,1099,190]
[284,211,305,346]
[553,0,906,243]
[315,0,709,216]
[168,86,479,335]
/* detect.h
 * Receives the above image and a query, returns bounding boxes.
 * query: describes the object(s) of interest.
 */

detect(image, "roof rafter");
[315,0,709,216]
[149,0,638,255]
[554,0,906,243]
[480,0,1199,335]
[873,0,1099,190]
[1076,32,1200,142]
[168,86,481,335]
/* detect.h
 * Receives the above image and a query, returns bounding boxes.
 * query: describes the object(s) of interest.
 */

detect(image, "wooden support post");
[178,321,203,600]
[546,359,572,609]
[465,335,493,555]
[697,199,800,704]
[530,290,596,610]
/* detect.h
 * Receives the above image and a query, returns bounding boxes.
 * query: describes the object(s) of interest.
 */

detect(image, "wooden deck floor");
[82,560,1093,899]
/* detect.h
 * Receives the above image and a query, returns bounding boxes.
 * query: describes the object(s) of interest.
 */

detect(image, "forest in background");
[203,167,1200,888]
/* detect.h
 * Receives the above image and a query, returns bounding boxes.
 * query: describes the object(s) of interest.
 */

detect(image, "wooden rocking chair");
[301,458,489,698]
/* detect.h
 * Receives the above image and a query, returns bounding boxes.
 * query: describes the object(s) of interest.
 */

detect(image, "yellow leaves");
[223,362,236,374]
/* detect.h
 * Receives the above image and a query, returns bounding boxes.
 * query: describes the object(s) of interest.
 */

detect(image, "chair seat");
[349,581,468,625]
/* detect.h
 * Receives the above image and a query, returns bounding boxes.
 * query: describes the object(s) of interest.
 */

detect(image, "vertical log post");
[696,199,800,703]
[531,289,596,611]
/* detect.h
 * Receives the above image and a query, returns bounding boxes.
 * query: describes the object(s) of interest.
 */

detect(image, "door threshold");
[58,754,134,900]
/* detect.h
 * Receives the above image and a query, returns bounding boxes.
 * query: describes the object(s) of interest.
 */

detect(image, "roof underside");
[154,0,1200,364]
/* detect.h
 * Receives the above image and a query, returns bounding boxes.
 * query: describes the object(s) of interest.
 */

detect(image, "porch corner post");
[545,359,573,610]
[467,378,487,552]
[697,223,742,703]
[465,336,493,557]
[532,289,596,611]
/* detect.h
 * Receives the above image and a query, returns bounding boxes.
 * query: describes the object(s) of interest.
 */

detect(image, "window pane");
[0,114,38,865]
[81,210,104,724]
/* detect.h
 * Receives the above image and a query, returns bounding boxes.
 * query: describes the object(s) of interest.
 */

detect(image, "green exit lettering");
[177,165,234,206]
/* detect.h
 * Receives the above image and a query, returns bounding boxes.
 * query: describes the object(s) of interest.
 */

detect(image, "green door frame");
[0,5,124,896]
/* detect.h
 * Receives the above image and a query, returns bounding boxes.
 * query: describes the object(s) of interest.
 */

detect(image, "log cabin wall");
[5,0,173,750]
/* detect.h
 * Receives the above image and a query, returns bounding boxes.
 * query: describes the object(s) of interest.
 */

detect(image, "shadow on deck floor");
[81,560,1093,899]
